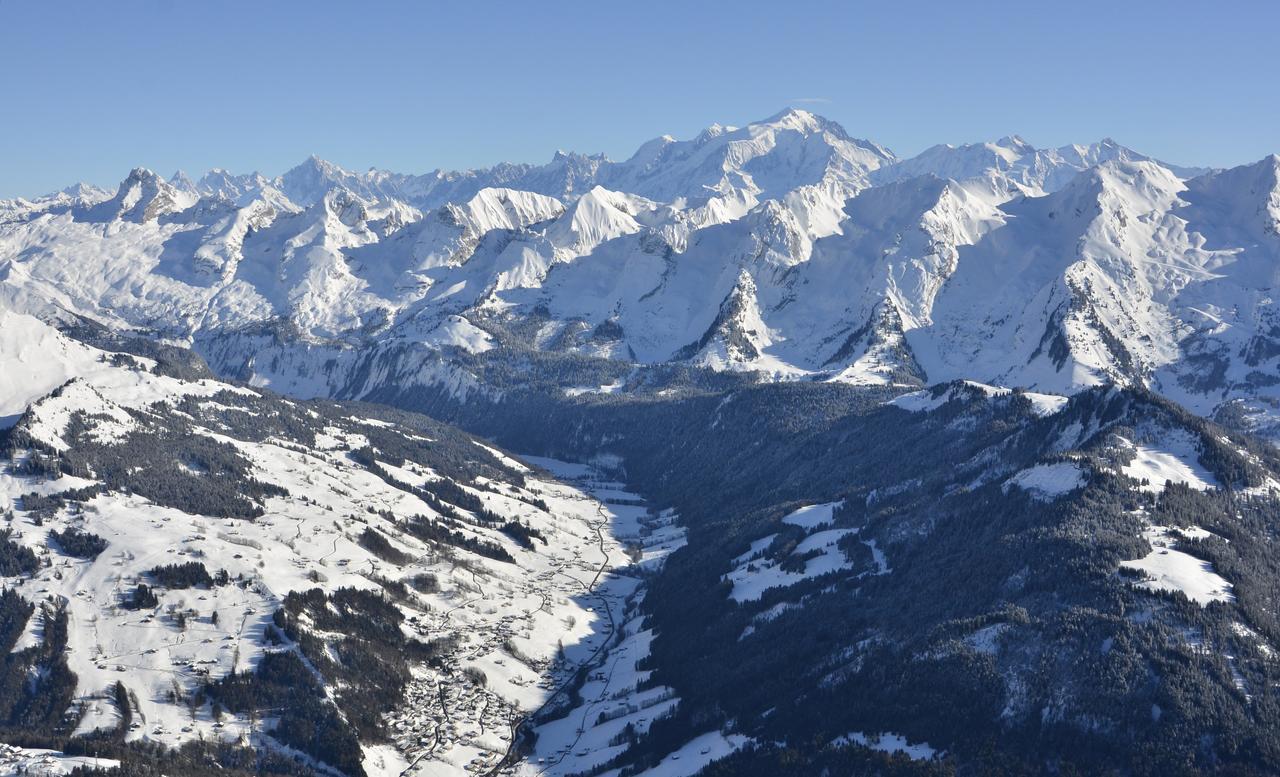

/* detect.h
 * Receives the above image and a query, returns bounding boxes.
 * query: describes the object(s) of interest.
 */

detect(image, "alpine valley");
[3,109,1280,777]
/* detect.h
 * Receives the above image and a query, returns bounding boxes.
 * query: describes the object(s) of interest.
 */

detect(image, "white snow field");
[890,382,1068,419]
[1117,432,1217,493]
[631,731,751,777]
[782,500,841,530]
[0,311,116,426]
[833,731,940,761]
[1121,525,1234,606]
[724,502,888,603]
[1005,462,1087,501]
[0,744,118,776]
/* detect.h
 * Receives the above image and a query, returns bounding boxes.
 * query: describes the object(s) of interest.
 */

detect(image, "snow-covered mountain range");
[5,109,1280,776]
[2,108,1275,437]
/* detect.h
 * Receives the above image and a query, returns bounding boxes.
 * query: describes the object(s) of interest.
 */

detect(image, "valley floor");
[394,456,684,777]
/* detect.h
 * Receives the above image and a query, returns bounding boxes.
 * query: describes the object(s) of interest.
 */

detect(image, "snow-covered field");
[1005,462,1087,500]
[1118,432,1217,493]
[1121,525,1234,606]
[0,744,118,776]
[890,382,1068,417]
[724,502,888,603]
[832,731,940,761]
[782,501,841,530]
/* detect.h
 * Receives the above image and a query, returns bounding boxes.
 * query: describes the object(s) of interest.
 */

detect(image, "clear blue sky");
[2,0,1277,198]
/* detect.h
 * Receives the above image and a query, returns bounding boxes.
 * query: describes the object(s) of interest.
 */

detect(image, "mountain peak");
[696,122,730,142]
[766,106,818,122]
[123,166,163,184]
[81,166,191,223]
[1181,154,1280,240]
[1060,157,1182,202]
[168,169,197,193]
[761,107,834,135]
[278,155,357,206]
[320,187,369,227]
[293,154,340,174]
[57,182,111,202]
[994,134,1034,151]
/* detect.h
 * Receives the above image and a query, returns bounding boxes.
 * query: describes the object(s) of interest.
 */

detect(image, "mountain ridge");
[1,110,1277,444]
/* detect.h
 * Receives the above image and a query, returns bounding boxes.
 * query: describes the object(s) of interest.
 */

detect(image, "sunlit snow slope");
[0,311,677,777]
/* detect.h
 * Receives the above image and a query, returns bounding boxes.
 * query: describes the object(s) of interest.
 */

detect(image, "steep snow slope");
[0,311,117,425]
[874,135,1209,200]
[911,160,1196,392]
[81,168,199,224]
[599,108,894,212]
[0,313,670,777]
